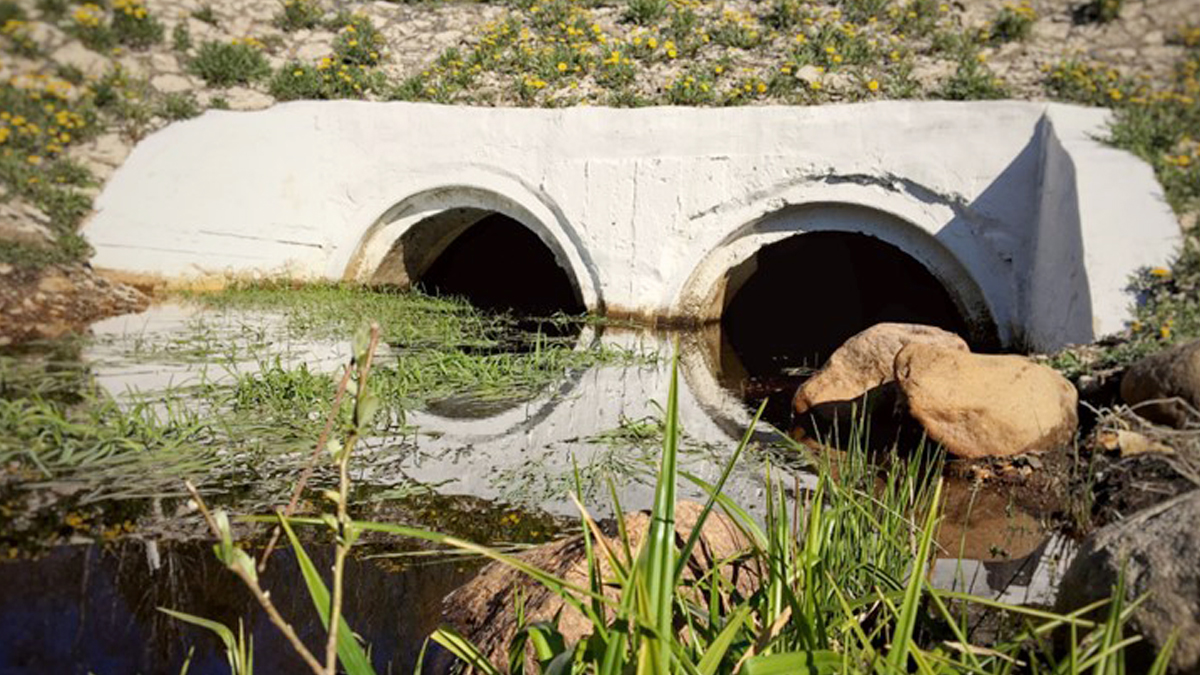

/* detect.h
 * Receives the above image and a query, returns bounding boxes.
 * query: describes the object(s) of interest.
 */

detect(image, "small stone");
[1121,338,1200,428]
[81,133,132,168]
[445,502,755,671]
[151,73,194,94]
[37,274,74,294]
[224,87,275,111]
[149,52,181,73]
[895,344,1078,459]
[0,263,12,275]
[911,60,957,88]
[19,202,51,225]
[295,38,332,61]
[116,55,150,80]
[51,42,111,79]
[794,64,823,85]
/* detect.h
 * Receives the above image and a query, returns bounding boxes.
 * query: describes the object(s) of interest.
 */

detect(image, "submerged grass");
[0,285,653,509]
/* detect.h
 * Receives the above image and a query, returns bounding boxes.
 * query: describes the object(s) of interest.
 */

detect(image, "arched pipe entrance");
[344,183,600,314]
[676,202,1000,351]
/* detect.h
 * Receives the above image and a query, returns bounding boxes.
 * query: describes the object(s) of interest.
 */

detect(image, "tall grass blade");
[159,609,252,675]
[887,478,943,673]
[637,350,682,673]
[696,604,751,675]
[430,625,502,675]
[740,650,843,675]
[277,516,377,675]
[674,398,766,585]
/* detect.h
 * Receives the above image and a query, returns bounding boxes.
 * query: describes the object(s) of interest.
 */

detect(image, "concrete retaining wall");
[83,100,1179,351]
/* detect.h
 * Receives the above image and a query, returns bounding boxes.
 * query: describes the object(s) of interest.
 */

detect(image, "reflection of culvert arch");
[345,185,595,315]
[404,325,600,441]
[680,202,998,365]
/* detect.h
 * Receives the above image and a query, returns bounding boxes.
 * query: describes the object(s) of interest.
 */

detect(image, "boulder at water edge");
[1056,489,1200,674]
[443,501,757,670]
[1121,338,1200,428]
[894,344,1078,459]
[793,323,969,418]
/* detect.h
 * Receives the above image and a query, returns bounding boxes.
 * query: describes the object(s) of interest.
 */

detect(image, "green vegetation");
[189,39,272,87]
[0,284,648,498]
[171,21,192,52]
[0,73,99,265]
[4,0,1197,278]
[68,0,163,52]
[157,92,202,120]
[939,51,1008,100]
[275,0,324,31]
[623,0,667,26]
[164,349,1172,675]
[1075,0,1123,24]
[192,4,220,27]
[987,2,1037,43]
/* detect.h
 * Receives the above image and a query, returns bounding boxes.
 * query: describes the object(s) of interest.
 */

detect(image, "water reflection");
[0,301,1082,672]
[0,540,472,675]
[932,480,1074,606]
[363,327,794,518]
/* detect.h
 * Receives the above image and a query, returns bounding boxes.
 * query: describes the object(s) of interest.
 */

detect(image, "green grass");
[987,2,1037,44]
[275,0,323,31]
[269,60,385,100]
[188,40,271,87]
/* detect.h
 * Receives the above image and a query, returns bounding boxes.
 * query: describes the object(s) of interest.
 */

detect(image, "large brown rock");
[1121,339,1200,428]
[443,501,757,670]
[793,323,969,417]
[1056,489,1200,674]
[895,344,1078,459]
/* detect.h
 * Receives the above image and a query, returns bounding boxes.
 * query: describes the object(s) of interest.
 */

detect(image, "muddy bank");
[0,264,147,346]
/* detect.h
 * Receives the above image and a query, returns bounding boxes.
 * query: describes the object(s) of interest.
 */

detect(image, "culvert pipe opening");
[716,231,973,421]
[411,213,586,318]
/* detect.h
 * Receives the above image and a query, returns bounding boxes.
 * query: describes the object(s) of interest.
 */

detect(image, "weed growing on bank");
[68,0,163,52]
[275,0,323,32]
[189,39,271,87]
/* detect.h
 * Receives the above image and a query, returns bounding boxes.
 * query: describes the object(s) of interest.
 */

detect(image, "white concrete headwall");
[83,100,1179,351]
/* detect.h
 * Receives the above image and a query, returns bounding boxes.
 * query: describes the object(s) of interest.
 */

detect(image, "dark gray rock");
[1056,489,1200,674]
[1121,339,1200,428]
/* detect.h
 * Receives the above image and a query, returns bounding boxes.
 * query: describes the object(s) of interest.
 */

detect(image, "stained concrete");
[83,100,1178,351]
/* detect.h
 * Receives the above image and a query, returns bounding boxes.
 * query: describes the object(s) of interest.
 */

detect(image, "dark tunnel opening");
[718,230,972,427]
[418,213,586,318]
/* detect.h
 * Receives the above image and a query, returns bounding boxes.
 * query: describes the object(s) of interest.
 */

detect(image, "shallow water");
[0,540,473,674]
[0,300,1073,673]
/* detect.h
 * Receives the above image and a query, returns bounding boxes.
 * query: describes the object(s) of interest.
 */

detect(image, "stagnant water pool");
[0,293,1074,674]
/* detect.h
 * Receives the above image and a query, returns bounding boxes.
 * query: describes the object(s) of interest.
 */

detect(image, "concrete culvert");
[721,230,972,379]
[384,211,586,317]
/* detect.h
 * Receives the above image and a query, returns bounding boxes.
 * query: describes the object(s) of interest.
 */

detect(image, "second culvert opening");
[718,231,972,421]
